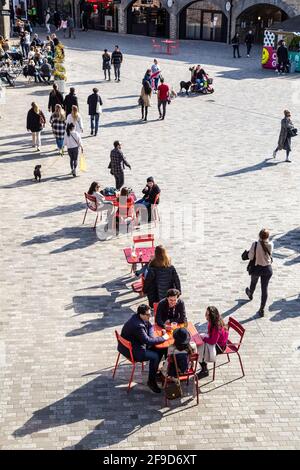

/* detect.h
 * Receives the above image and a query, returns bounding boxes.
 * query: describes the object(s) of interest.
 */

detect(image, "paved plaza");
[0,31,300,450]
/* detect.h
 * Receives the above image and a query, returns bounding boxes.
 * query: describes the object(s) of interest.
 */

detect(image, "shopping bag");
[80,153,87,172]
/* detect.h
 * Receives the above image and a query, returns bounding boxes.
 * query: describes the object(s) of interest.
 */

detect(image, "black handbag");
[288,127,297,137]
[164,354,183,400]
[247,242,257,275]
[241,250,249,261]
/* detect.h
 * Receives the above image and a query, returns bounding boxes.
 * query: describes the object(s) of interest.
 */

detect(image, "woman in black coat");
[102,49,111,81]
[26,102,46,151]
[143,245,181,308]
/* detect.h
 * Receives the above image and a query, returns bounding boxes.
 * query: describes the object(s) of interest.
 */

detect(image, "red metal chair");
[170,39,180,55]
[212,316,245,380]
[151,38,161,53]
[153,302,159,321]
[131,274,145,296]
[112,196,136,235]
[82,193,101,229]
[133,233,154,247]
[163,353,199,406]
[151,194,160,225]
[112,331,144,392]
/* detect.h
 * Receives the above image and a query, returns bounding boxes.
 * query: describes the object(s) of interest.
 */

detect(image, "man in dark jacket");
[135,176,160,222]
[108,140,131,190]
[40,59,52,82]
[118,304,167,393]
[63,87,78,116]
[245,30,254,57]
[48,83,64,112]
[87,87,103,136]
[156,289,187,328]
[111,45,123,82]
[277,40,289,74]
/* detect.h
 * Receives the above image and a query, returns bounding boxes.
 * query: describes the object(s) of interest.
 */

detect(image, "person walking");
[231,33,241,58]
[245,30,254,57]
[66,105,83,134]
[276,40,289,74]
[273,110,296,162]
[48,83,64,113]
[20,31,31,58]
[87,87,103,136]
[45,9,51,34]
[26,102,46,151]
[157,77,169,120]
[64,122,83,177]
[111,45,123,82]
[67,15,75,39]
[63,87,79,116]
[102,49,111,81]
[140,80,152,122]
[108,140,131,190]
[50,104,66,156]
[245,228,273,317]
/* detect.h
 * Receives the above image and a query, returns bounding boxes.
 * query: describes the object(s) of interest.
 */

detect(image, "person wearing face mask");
[155,289,187,328]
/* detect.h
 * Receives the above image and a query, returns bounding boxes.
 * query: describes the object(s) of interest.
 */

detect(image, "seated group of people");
[119,290,229,394]
[87,176,161,232]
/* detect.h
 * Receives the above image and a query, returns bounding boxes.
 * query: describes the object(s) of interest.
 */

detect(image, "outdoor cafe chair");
[113,331,145,392]
[82,192,101,229]
[163,353,199,406]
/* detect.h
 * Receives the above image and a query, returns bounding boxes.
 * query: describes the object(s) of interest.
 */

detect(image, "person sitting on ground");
[135,176,160,222]
[163,328,197,379]
[196,306,228,379]
[87,181,114,230]
[40,58,52,82]
[143,245,181,308]
[156,289,187,328]
[118,304,168,393]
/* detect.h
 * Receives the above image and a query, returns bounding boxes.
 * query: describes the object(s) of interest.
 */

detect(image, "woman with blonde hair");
[245,228,273,317]
[66,105,83,134]
[50,104,66,155]
[26,102,46,151]
[143,245,181,307]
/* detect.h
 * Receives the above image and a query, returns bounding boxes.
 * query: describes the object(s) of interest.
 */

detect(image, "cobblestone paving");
[0,31,300,450]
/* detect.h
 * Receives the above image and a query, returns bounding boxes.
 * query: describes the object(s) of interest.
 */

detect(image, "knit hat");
[173,328,190,347]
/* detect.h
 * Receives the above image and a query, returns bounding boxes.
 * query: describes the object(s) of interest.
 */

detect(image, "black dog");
[179,81,192,95]
[34,165,42,182]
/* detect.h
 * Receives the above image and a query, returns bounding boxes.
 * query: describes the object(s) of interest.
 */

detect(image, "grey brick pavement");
[0,31,300,450]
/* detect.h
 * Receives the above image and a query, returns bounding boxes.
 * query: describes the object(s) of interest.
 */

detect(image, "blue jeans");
[90,114,100,134]
[154,77,159,90]
[135,199,151,222]
[134,348,164,381]
[56,137,64,150]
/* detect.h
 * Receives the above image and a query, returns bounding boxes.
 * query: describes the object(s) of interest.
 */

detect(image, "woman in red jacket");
[197,306,228,379]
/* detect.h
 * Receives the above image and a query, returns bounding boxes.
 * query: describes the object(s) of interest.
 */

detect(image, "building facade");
[3,0,300,42]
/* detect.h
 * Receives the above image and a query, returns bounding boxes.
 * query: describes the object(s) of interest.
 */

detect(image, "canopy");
[268,14,300,35]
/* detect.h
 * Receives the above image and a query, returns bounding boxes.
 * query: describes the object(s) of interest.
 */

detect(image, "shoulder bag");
[247,242,257,275]
[287,127,297,137]
[164,354,183,400]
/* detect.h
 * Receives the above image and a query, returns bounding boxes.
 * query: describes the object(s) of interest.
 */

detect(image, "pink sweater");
[204,322,229,350]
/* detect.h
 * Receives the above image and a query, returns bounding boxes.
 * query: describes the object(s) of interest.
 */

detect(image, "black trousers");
[246,43,252,55]
[249,265,273,310]
[114,172,124,190]
[114,64,121,80]
[141,105,148,119]
[104,68,111,80]
[158,100,167,118]
[233,45,241,58]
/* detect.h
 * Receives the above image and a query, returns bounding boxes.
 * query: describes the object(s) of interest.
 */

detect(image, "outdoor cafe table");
[154,321,204,349]
[123,246,155,269]
[161,39,176,55]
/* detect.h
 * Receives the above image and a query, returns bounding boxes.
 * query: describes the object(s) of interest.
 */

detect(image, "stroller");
[189,65,214,94]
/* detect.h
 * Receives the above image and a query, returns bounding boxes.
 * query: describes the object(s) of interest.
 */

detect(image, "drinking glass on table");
[171,322,177,329]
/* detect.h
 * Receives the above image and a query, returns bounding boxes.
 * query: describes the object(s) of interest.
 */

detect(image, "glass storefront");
[236,5,288,43]
[179,1,227,42]
[127,0,169,37]
[80,1,118,32]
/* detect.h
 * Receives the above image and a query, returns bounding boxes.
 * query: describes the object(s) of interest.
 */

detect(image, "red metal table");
[123,246,155,270]
[154,321,204,349]
[161,39,176,55]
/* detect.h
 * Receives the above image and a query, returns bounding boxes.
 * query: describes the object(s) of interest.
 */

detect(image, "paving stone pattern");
[0,31,300,450]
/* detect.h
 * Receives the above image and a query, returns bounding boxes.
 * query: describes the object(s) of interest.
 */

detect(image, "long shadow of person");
[273,227,300,266]
[12,371,164,449]
[215,158,282,178]
[268,294,300,322]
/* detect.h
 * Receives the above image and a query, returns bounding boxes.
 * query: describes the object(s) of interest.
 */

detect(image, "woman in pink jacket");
[197,306,228,379]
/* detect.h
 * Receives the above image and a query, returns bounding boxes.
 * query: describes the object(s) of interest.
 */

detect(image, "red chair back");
[153,302,159,320]
[115,330,134,363]
[228,317,245,351]
[133,233,154,247]
[167,352,199,378]
[84,193,98,212]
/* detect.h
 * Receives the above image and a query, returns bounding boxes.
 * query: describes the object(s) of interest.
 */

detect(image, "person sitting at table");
[163,328,197,379]
[118,304,168,393]
[196,306,229,379]
[156,289,187,328]
[143,245,181,308]
[135,176,160,223]
[27,60,43,83]
[87,181,114,229]
[114,186,136,234]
